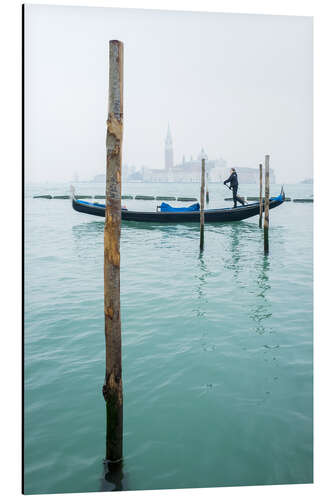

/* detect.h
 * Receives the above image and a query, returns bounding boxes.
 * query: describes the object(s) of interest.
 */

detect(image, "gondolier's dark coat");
[224,172,238,188]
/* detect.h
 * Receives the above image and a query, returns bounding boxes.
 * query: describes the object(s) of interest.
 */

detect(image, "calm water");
[24,182,313,494]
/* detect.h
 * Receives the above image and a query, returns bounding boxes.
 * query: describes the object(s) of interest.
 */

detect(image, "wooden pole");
[259,163,263,228]
[200,158,205,251]
[103,40,123,464]
[264,155,270,254]
[206,172,209,203]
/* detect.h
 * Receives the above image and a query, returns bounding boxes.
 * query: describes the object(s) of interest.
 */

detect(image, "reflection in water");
[72,220,207,255]
[72,221,104,238]
[193,253,218,359]
[250,256,272,336]
[193,253,211,318]
[123,220,199,233]
[249,256,282,402]
[222,222,257,282]
[72,222,104,262]
[228,223,241,279]
[100,459,124,492]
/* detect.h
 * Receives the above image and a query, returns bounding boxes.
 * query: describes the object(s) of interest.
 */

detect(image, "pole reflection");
[250,256,272,336]
[193,252,211,318]
[230,224,241,280]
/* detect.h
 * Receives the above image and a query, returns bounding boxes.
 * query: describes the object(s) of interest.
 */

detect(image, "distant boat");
[71,187,285,223]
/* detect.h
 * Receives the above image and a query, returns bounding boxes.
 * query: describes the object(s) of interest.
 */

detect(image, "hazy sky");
[25,5,312,183]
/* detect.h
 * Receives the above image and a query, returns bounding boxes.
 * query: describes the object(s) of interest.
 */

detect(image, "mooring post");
[200,158,205,251]
[264,155,270,254]
[103,40,123,464]
[259,163,263,228]
[206,172,209,204]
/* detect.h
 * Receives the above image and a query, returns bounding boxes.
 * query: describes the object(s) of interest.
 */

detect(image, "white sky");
[24,5,312,183]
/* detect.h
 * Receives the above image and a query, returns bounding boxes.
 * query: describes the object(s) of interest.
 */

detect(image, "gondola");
[71,187,285,223]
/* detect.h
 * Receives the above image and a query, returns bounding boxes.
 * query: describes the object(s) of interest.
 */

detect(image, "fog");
[24,5,312,184]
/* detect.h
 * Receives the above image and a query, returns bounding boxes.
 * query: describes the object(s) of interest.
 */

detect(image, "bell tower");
[165,123,173,171]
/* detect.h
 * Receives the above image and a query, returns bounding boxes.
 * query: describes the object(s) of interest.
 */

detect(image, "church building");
[140,125,274,183]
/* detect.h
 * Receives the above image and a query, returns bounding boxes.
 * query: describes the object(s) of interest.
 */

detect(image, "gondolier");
[224,168,245,208]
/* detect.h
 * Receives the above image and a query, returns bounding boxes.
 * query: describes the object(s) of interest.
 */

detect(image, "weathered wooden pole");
[206,172,209,203]
[103,40,123,464]
[264,155,270,254]
[259,163,263,228]
[200,158,205,251]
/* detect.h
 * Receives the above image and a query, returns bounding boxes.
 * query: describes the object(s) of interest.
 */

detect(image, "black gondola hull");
[72,193,285,223]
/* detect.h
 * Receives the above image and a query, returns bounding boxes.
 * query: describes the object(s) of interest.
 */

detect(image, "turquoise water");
[24,182,313,494]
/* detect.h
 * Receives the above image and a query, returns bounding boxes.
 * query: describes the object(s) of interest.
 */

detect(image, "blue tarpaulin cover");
[160,202,200,212]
